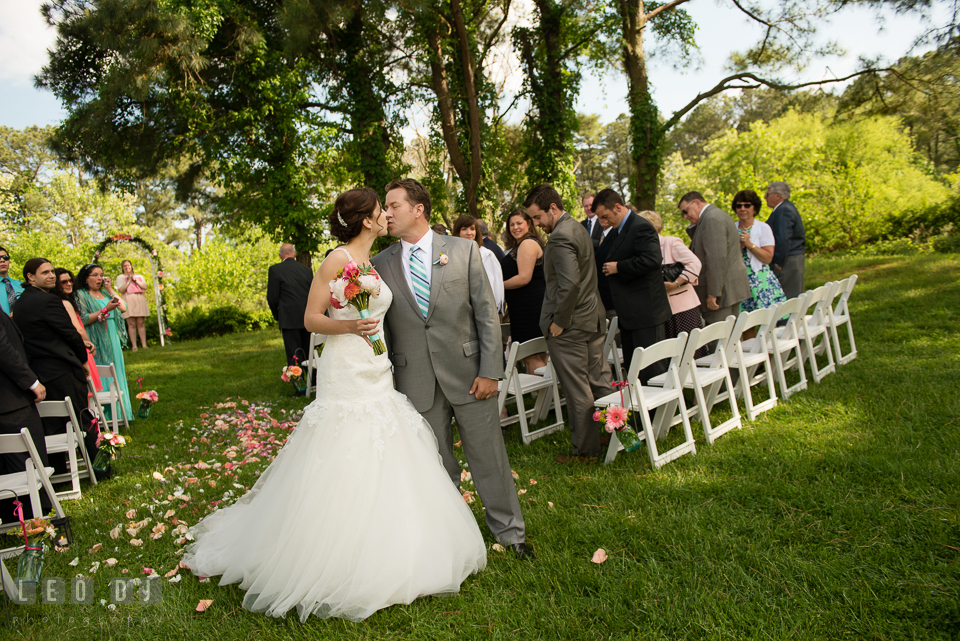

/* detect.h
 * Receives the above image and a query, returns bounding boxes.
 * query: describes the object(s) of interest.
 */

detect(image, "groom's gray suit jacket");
[372,233,505,411]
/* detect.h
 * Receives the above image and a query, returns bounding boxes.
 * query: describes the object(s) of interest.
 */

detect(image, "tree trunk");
[426,26,472,209]
[620,0,661,210]
[450,0,482,218]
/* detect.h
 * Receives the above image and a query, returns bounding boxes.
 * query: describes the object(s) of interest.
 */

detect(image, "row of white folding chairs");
[596,274,860,467]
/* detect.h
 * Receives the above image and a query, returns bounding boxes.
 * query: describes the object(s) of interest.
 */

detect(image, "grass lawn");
[3,253,959,640]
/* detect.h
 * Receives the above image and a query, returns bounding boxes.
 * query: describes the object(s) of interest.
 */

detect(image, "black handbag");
[662,261,685,282]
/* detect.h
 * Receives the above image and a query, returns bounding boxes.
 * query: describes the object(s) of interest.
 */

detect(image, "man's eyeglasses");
[734,203,754,209]
[0,255,10,261]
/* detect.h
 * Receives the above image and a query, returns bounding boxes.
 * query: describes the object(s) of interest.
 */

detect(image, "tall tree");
[38,0,405,264]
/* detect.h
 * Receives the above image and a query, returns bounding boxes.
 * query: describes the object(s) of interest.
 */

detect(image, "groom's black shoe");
[510,542,535,560]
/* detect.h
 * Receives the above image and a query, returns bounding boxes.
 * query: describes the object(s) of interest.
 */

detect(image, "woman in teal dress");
[76,264,135,423]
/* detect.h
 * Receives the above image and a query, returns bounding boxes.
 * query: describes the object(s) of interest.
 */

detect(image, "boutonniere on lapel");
[433,254,449,266]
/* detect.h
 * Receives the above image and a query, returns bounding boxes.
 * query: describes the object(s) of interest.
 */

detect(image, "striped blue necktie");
[409,247,430,318]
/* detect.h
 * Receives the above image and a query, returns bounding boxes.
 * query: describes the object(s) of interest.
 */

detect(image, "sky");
[0,0,943,133]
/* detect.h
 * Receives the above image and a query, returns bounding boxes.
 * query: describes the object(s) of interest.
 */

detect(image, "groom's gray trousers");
[421,380,526,545]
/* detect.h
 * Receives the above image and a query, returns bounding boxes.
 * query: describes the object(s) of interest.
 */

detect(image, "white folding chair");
[498,337,565,444]
[674,318,743,444]
[305,332,328,399]
[603,316,624,381]
[798,284,837,383]
[38,397,97,500]
[95,363,131,431]
[595,334,696,468]
[742,296,809,400]
[826,275,858,365]
[0,553,16,597]
[0,429,67,537]
[725,307,779,421]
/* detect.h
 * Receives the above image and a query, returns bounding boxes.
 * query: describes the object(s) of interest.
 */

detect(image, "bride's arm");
[303,250,380,340]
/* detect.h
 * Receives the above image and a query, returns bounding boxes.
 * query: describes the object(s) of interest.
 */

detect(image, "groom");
[371,178,533,560]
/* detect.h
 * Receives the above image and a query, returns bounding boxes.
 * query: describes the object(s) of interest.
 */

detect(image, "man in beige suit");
[525,184,614,463]
[678,191,751,324]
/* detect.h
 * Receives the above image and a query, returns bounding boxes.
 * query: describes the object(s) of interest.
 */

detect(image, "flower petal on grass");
[492,544,505,552]
[129,538,143,547]
[109,525,122,539]
[88,543,102,554]
[68,557,79,567]
[529,479,537,485]
[196,599,214,612]
[591,549,608,564]
[104,558,118,567]
[125,509,136,519]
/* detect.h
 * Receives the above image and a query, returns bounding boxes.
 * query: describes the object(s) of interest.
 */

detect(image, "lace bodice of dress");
[317,248,394,394]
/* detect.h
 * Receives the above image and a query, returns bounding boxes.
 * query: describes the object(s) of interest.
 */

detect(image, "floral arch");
[91,234,170,346]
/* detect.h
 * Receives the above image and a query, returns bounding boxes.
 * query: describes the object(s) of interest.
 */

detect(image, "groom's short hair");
[524,183,564,214]
[385,178,431,220]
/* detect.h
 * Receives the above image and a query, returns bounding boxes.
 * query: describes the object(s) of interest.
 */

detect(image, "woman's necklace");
[739,221,754,232]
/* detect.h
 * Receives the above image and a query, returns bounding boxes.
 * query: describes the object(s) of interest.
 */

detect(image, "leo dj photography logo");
[8,575,162,606]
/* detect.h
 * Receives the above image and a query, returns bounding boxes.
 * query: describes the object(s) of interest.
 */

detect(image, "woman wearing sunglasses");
[732,189,787,323]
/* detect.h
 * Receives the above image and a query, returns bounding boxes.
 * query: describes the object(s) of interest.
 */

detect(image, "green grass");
[4,253,959,640]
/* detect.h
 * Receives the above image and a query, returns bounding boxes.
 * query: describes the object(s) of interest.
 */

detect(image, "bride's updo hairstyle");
[329,188,381,243]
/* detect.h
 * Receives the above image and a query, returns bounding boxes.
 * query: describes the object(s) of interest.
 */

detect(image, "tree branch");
[644,0,694,22]
[480,0,512,66]
[727,0,771,27]
[663,68,893,131]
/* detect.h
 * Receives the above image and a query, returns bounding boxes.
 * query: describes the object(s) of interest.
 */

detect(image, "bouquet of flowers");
[281,365,303,383]
[593,382,643,453]
[136,389,159,418]
[93,430,130,474]
[329,260,386,355]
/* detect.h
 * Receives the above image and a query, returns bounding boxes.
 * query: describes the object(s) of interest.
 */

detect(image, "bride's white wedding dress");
[184,251,487,622]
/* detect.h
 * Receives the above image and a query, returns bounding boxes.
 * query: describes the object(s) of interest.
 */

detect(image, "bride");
[184,188,487,622]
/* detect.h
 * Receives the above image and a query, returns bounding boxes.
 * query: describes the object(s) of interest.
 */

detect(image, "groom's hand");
[470,377,498,401]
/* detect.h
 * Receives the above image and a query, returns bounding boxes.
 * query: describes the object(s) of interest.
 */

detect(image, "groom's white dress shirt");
[400,230,434,298]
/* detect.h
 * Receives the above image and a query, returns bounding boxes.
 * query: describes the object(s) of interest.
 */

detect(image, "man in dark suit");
[764,181,806,299]
[476,220,506,263]
[594,216,617,317]
[580,193,603,249]
[267,244,314,372]
[593,189,672,383]
[526,184,614,463]
[678,192,751,324]
[13,258,96,474]
[0,310,48,470]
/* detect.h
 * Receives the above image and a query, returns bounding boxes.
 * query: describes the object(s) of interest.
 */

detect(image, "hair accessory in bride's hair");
[336,210,347,227]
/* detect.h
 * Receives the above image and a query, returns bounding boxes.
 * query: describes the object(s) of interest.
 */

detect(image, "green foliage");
[838,50,960,177]
[671,110,953,251]
[170,231,276,310]
[168,305,275,341]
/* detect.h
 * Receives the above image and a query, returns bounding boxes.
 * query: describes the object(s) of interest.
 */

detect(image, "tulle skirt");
[184,382,487,622]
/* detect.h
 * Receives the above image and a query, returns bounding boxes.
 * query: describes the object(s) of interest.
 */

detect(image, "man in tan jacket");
[525,184,614,463]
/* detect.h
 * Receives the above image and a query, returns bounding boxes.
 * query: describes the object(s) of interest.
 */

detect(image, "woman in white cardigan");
[452,215,505,315]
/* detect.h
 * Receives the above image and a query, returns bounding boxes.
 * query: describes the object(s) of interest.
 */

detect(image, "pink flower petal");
[591,548,608,564]
[196,599,214,612]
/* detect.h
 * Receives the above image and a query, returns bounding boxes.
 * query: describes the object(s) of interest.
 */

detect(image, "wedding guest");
[476,219,506,262]
[580,193,602,248]
[525,184,614,463]
[267,244,313,373]
[501,210,548,373]
[76,263,135,423]
[733,190,787,321]
[0,245,24,316]
[13,258,98,473]
[116,259,150,351]
[454,215,505,314]
[678,191,751,325]
[593,189,672,383]
[764,181,806,299]
[594,215,617,318]
[638,211,708,358]
[55,268,103,392]
[0,309,51,518]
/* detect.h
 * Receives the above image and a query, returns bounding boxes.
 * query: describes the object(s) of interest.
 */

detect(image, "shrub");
[167,305,276,341]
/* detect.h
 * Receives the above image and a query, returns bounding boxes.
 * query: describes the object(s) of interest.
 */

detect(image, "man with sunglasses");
[677,192,750,325]
[0,246,24,316]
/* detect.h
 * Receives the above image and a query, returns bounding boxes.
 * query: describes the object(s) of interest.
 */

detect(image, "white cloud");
[0,0,58,85]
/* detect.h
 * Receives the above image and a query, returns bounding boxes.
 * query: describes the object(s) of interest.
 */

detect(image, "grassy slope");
[5,253,959,640]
